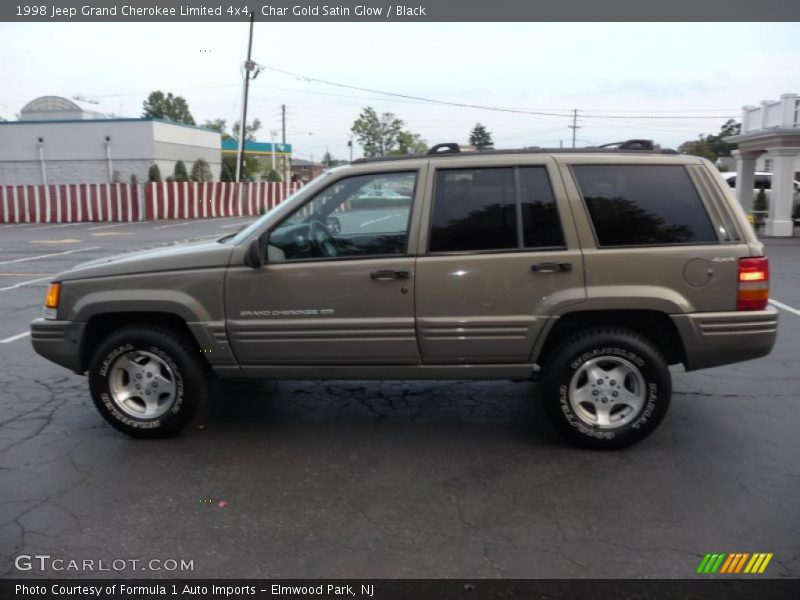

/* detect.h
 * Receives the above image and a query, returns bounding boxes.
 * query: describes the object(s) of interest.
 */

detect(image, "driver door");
[225,168,423,366]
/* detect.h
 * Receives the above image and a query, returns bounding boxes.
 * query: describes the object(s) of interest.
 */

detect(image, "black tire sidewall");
[542,330,671,448]
[88,328,205,437]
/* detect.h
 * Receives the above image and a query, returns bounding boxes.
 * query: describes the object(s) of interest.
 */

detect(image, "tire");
[88,325,209,438]
[540,327,671,449]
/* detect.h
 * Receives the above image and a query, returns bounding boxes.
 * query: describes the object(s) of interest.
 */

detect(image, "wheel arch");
[535,309,687,368]
[80,311,205,373]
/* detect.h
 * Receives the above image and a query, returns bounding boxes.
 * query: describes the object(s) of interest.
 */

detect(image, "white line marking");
[0,246,99,266]
[26,223,82,231]
[769,299,800,316]
[153,217,241,229]
[0,275,53,292]
[360,213,399,227]
[88,223,128,230]
[0,331,30,343]
[219,220,253,229]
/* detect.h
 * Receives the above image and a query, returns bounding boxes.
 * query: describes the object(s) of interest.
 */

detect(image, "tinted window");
[430,168,516,252]
[573,165,717,246]
[519,167,565,248]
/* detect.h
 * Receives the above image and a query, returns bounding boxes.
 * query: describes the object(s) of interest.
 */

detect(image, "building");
[220,139,292,180]
[290,158,324,183]
[0,95,221,185]
[725,93,800,236]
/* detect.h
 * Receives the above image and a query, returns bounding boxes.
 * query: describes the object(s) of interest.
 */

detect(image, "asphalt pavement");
[0,219,798,579]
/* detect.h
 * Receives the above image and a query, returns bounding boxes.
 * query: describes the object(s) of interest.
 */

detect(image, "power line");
[255,63,739,120]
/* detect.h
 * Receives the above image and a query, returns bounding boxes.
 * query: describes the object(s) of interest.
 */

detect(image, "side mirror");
[244,234,267,269]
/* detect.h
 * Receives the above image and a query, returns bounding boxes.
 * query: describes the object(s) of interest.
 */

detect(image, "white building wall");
[0,119,221,184]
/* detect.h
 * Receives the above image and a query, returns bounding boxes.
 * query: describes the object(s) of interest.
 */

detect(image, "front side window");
[269,171,417,261]
[573,164,718,246]
[429,166,563,252]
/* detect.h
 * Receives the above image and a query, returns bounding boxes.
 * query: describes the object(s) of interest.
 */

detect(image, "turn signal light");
[737,258,769,311]
[44,282,61,309]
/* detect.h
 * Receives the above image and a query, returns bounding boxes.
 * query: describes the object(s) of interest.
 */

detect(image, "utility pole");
[568,108,580,149]
[281,104,288,183]
[235,11,256,182]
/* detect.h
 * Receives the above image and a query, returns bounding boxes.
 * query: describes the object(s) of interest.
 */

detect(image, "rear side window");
[573,165,718,246]
[430,167,564,252]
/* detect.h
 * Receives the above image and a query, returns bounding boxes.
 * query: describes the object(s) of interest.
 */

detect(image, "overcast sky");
[1,22,798,160]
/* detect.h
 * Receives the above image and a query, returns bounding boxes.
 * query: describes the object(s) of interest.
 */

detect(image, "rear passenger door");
[414,158,586,364]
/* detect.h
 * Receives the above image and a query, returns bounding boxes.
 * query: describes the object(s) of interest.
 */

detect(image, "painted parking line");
[769,299,800,316]
[0,275,55,292]
[0,246,99,266]
[27,223,85,231]
[219,220,253,229]
[0,331,30,344]
[88,223,130,230]
[153,217,243,230]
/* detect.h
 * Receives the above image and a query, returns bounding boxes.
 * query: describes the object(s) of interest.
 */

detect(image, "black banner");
[3,0,800,22]
[2,580,800,600]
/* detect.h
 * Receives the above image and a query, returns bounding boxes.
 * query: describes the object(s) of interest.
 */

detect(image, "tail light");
[737,257,769,310]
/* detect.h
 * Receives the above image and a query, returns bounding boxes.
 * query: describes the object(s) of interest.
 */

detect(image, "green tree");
[469,123,494,149]
[265,168,282,182]
[351,107,404,157]
[190,158,213,182]
[394,131,428,155]
[222,155,260,181]
[142,91,195,125]
[679,119,741,161]
[231,118,262,142]
[753,188,768,229]
[147,163,162,182]
[173,160,189,182]
[203,119,233,141]
[220,160,234,182]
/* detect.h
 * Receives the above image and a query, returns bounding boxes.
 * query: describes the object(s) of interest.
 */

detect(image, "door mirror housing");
[244,234,268,269]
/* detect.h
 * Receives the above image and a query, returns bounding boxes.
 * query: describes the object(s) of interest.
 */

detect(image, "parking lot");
[0,218,799,579]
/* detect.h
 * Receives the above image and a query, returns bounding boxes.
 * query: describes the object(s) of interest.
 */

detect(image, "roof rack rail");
[351,139,679,163]
[597,139,655,151]
[427,143,461,155]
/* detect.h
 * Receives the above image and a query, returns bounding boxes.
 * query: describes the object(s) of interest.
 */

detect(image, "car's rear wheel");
[88,325,209,438]
[540,327,671,449]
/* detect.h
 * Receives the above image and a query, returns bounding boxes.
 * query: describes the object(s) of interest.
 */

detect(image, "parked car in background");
[721,172,800,218]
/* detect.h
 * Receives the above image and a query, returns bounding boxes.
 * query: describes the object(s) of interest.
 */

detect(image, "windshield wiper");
[217,232,238,243]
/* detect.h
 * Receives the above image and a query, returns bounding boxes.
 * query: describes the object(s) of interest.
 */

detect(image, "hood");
[58,239,235,281]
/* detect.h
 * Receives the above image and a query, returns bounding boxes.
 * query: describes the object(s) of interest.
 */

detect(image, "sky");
[1,22,799,161]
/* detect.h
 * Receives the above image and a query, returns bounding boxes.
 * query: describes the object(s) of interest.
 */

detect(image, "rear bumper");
[30,318,86,374]
[671,308,778,371]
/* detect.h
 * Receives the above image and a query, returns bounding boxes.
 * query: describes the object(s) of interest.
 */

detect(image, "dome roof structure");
[20,95,108,121]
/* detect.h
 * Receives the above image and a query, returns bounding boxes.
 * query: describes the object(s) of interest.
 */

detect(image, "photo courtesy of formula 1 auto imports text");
[1,1,799,599]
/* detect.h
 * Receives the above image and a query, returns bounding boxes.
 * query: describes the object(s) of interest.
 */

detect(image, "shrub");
[147,164,162,182]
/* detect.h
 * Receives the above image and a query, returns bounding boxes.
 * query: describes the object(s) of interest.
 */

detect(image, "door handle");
[370,269,410,280]
[531,262,572,273]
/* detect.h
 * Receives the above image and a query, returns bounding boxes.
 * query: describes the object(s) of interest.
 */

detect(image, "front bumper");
[671,308,778,371]
[30,318,86,374]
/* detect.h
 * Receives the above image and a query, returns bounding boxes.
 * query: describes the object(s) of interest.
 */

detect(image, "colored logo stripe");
[697,553,773,574]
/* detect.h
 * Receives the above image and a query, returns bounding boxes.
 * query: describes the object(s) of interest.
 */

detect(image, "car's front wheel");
[540,327,671,449]
[88,325,209,438]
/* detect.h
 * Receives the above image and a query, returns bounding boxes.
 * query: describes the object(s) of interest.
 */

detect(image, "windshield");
[224,171,335,245]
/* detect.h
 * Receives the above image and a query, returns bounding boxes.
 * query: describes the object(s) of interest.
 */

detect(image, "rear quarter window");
[573,164,718,246]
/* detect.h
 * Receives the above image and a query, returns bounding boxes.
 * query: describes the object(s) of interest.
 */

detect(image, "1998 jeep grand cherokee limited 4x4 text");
[30,141,778,448]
